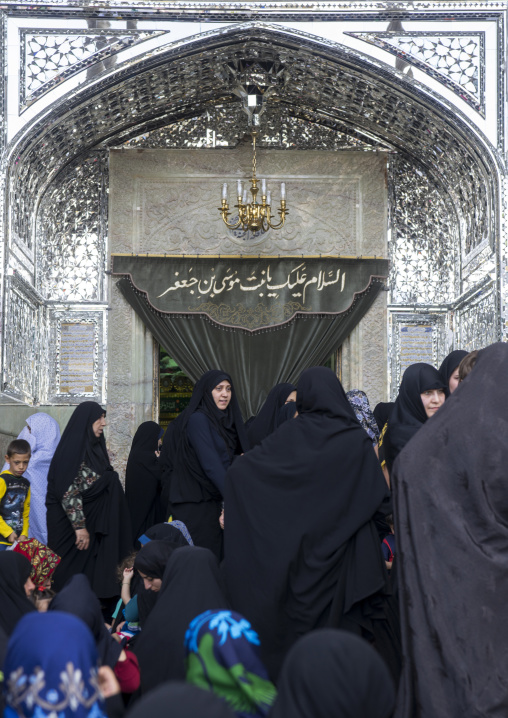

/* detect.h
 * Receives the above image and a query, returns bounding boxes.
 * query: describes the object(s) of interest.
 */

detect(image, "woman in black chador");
[46,401,132,596]
[246,382,296,448]
[224,366,399,681]
[167,370,248,560]
[125,421,164,544]
[393,343,508,718]
[383,363,445,474]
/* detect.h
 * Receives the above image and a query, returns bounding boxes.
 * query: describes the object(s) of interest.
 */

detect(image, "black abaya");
[0,553,35,636]
[50,574,122,668]
[125,683,235,718]
[168,370,248,559]
[132,545,229,694]
[373,401,394,434]
[393,343,508,718]
[224,366,397,681]
[125,421,164,543]
[270,629,395,718]
[246,382,296,448]
[46,401,133,595]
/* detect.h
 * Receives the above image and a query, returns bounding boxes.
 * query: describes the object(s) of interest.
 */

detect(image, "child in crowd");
[0,439,31,549]
[382,514,396,571]
[114,551,140,640]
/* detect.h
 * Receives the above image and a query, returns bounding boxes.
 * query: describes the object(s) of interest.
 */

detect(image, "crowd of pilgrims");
[1,341,506,717]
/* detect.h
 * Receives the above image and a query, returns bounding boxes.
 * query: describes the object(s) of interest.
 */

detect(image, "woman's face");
[24,576,35,597]
[449,369,460,394]
[212,381,232,411]
[138,571,162,592]
[92,413,106,438]
[285,390,297,403]
[420,389,445,418]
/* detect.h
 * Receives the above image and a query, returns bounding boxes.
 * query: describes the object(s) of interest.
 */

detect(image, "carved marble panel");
[109,148,387,258]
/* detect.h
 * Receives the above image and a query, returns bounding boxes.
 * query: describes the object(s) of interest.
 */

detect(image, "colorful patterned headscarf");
[185,610,276,718]
[346,390,380,445]
[3,611,107,718]
[13,538,60,587]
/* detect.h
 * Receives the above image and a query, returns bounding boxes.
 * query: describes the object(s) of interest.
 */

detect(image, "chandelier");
[219,131,288,233]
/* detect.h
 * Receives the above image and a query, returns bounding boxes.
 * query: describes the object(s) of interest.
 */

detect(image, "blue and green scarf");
[185,609,276,718]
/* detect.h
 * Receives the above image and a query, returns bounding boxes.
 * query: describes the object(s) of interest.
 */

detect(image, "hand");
[75,528,90,550]
[7,531,18,543]
[116,621,126,633]
[122,567,133,582]
[18,535,28,542]
[97,665,120,698]
[219,509,224,530]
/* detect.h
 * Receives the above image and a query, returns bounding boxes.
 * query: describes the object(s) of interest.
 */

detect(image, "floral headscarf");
[185,610,276,718]
[346,390,380,445]
[3,611,107,718]
[13,538,60,587]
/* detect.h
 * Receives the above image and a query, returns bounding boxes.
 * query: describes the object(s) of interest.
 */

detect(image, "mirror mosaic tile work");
[0,1,504,465]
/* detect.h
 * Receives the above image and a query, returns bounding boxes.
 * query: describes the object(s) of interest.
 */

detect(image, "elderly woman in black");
[46,401,132,596]
[167,370,248,560]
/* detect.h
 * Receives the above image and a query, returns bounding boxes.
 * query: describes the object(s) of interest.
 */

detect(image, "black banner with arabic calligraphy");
[111,255,389,332]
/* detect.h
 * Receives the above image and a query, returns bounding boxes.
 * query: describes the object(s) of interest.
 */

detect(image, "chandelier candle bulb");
[261,178,267,195]
[266,190,271,205]
[222,183,228,200]
[242,189,247,205]
[237,180,242,197]
[281,182,286,200]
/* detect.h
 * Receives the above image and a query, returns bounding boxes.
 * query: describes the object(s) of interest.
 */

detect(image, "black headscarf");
[125,421,165,542]
[224,366,393,680]
[373,402,395,433]
[125,683,235,718]
[392,343,508,717]
[246,383,296,448]
[384,363,445,472]
[49,573,122,668]
[134,539,179,579]
[439,349,468,394]
[46,401,111,501]
[271,629,395,718]
[142,522,191,547]
[0,553,36,635]
[132,546,229,694]
[169,370,249,504]
[274,400,298,429]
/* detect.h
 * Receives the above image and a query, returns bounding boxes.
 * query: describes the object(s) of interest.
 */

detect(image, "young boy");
[0,439,31,548]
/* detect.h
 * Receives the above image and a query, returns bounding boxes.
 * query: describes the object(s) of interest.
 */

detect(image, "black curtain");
[116,277,384,418]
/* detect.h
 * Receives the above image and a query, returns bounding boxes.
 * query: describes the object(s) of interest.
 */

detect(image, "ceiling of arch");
[9,26,497,254]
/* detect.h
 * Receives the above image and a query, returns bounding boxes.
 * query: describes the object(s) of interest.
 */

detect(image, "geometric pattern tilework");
[121,103,392,151]
[457,286,499,350]
[21,30,163,110]
[347,32,485,114]
[11,34,494,260]
[3,279,43,403]
[36,154,107,302]
[388,156,457,305]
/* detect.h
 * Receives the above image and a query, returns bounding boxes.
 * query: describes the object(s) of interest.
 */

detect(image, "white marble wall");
[108,148,388,475]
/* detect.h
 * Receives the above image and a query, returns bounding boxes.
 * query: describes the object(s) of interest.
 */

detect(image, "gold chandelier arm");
[218,201,243,230]
[267,203,288,230]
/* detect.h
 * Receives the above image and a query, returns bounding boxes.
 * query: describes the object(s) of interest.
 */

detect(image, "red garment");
[114,649,140,693]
